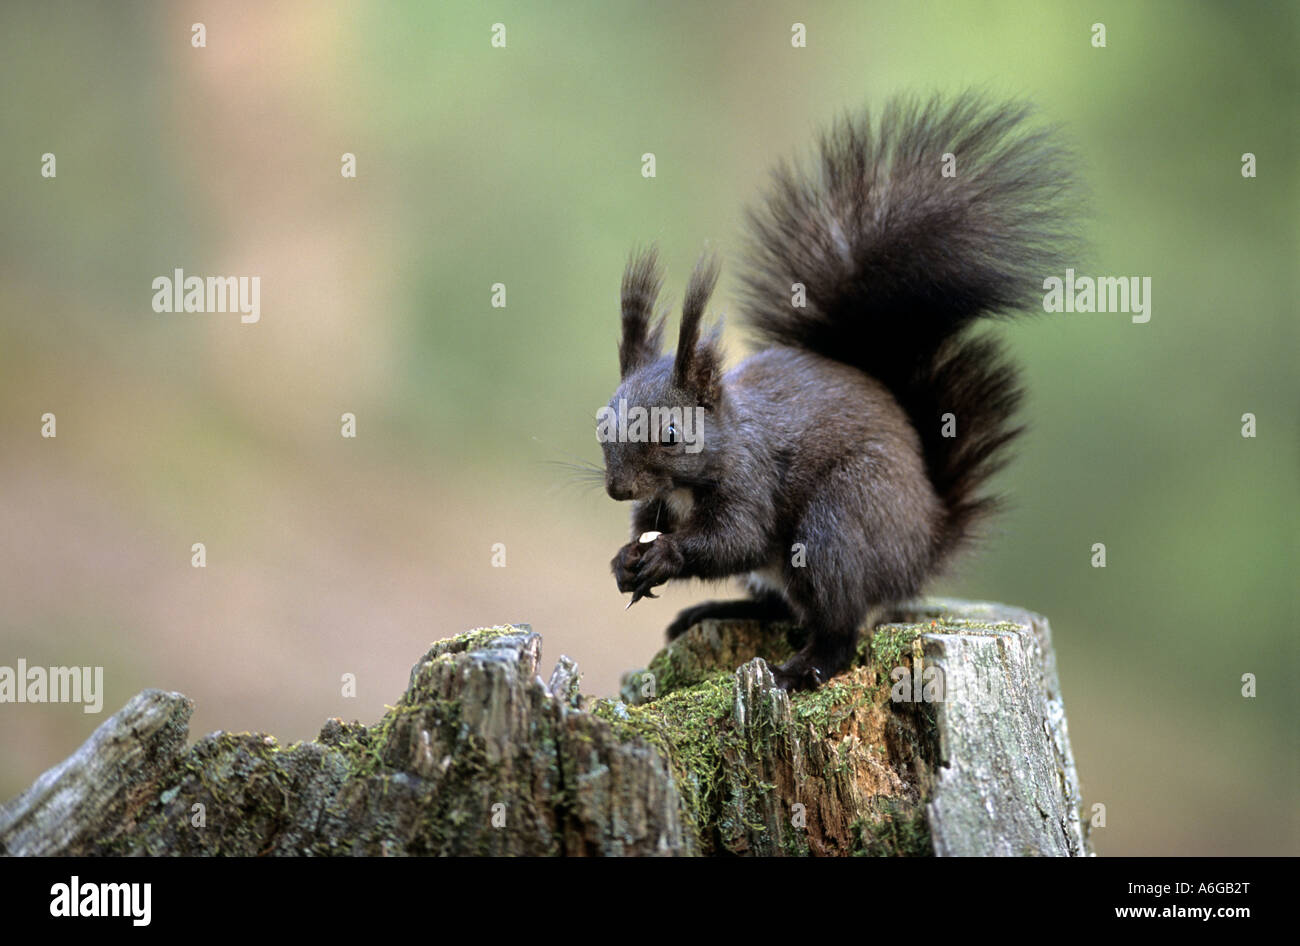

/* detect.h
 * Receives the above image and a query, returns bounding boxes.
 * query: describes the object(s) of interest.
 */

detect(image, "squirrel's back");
[738,92,1079,565]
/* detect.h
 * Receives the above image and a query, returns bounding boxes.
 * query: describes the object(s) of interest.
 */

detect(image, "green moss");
[645,644,714,698]
[790,675,874,734]
[591,674,738,851]
[645,623,802,698]
[424,625,527,661]
[850,798,933,857]
[866,624,922,670]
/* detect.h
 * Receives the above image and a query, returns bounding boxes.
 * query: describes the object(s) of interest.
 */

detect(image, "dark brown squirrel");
[599,93,1077,690]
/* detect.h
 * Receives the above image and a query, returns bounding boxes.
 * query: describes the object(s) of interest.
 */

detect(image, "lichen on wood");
[0,599,1088,857]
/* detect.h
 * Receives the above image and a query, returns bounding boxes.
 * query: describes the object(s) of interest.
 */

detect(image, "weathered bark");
[0,598,1088,856]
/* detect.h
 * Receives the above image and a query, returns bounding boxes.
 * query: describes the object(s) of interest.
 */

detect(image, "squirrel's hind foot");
[771,634,857,691]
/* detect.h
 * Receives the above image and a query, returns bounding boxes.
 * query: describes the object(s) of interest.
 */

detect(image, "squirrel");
[600,92,1077,690]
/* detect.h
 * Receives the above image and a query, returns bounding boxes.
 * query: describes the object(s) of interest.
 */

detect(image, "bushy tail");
[738,92,1078,559]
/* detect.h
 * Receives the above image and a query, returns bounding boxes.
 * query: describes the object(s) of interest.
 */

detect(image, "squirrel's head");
[599,248,723,503]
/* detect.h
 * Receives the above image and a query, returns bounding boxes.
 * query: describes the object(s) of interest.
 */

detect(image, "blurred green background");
[1,1,1295,855]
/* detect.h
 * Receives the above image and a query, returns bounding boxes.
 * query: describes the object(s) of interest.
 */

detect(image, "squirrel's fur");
[602,92,1077,689]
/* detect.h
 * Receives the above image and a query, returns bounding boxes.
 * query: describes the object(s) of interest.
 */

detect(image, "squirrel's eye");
[663,424,679,445]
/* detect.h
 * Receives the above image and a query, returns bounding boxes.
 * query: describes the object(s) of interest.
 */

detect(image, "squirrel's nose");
[606,479,634,501]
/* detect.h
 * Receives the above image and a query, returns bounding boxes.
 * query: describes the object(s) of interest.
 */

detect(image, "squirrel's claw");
[625,588,659,609]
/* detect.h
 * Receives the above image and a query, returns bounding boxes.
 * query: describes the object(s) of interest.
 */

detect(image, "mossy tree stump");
[0,598,1088,856]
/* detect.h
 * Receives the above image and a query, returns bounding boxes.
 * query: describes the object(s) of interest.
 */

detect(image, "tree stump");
[0,598,1088,856]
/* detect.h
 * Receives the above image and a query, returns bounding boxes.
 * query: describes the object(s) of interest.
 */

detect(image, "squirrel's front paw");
[611,541,646,593]
[611,534,683,599]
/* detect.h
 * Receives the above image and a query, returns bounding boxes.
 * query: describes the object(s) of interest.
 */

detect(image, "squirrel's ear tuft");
[620,247,665,378]
[687,323,723,408]
[673,253,721,402]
